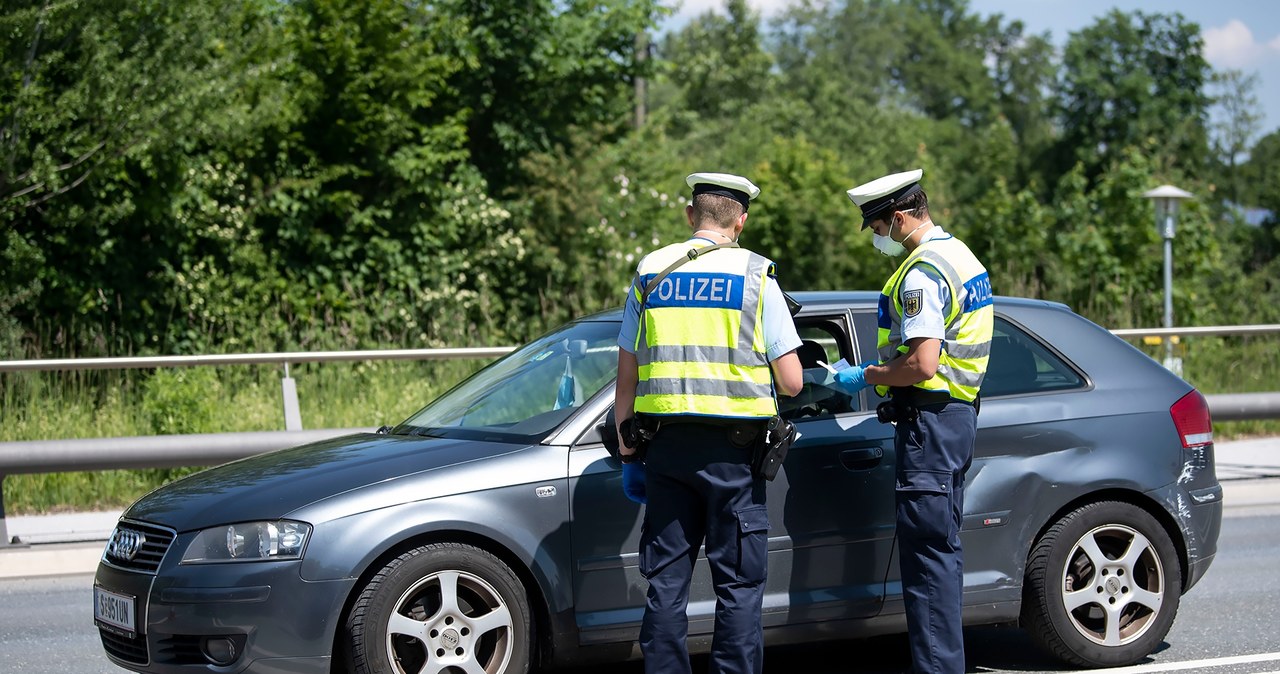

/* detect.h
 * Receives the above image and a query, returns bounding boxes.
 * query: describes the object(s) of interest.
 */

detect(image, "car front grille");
[102,519,176,574]
[100,628,148,665]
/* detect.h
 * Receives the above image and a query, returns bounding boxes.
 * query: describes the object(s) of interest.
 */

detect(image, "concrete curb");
[0,541,104,579]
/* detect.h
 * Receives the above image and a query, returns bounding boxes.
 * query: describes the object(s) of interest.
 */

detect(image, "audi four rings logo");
[107,529,147,562]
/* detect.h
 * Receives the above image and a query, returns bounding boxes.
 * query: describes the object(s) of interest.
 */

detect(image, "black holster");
[619,415,658,463]
[751,416,796,481]
[875,398,919,424]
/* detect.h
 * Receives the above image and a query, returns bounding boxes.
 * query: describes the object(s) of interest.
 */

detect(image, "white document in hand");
[816,359,852,374]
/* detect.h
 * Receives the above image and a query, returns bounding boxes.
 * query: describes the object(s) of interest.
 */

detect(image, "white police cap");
[686,172,760,210]
[846,168,924,229]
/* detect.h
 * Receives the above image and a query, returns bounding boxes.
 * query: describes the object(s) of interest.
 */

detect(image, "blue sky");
[662,0,1280,140]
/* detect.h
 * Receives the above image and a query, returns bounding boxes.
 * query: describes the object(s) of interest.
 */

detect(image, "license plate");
[94,586,136,637]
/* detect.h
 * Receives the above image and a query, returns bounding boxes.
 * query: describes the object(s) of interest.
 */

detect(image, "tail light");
[1170,390,1213,448]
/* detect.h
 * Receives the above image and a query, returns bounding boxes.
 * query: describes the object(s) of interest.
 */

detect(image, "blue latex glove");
[621,462,648,505]
[834,361,876,394]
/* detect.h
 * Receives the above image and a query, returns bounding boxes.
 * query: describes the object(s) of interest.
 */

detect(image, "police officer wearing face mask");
[614,172,804,674]
[834,169,994,674]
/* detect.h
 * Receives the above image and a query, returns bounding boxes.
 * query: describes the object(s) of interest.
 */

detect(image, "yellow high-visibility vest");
[632,241,777,418]
[876,235,994,402]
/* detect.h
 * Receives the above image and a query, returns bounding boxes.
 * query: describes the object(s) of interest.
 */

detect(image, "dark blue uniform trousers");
[638,422,769,674]
[895,401,976,674]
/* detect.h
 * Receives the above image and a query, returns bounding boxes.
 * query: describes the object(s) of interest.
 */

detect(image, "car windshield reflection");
[393,319,620,442]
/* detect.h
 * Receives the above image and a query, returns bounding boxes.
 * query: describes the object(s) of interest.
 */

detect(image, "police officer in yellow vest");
[614,172,803,674]
[835,169,993,674]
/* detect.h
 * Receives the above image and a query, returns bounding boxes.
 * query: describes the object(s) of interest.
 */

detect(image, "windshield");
[393,319,620,443]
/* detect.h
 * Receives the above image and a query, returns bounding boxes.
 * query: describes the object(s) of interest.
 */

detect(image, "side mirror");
[599,405,620,460]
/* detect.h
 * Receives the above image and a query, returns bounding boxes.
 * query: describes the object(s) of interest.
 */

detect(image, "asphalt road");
[3,503,1278,674]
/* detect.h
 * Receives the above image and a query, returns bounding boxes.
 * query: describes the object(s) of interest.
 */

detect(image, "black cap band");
[692,183,751,210]
[859,183,921,228]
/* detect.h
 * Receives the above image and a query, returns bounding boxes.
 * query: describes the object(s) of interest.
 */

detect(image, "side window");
[779,319,863,420]
[983,318,1085,397]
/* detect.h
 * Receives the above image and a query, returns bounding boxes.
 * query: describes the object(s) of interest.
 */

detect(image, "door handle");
[839,446,884,471]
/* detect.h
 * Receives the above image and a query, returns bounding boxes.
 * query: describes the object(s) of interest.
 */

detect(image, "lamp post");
[1143,184,1193,374]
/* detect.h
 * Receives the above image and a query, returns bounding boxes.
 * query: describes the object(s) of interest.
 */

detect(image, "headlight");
[181,520,311,564]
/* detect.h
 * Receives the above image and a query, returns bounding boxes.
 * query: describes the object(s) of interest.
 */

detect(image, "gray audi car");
[93,291,1222,674]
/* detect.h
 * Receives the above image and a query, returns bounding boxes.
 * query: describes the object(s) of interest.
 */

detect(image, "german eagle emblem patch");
[903,289,923,318]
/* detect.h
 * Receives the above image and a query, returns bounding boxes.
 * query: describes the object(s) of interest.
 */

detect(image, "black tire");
[1021,501,1181,668]
[345,542,532,674]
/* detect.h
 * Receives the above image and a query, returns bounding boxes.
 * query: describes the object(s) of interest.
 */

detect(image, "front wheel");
[344,542,532,674]
[1021,501,1182,668]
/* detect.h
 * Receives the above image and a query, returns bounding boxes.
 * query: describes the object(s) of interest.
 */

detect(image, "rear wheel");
[1021,501,1181,668]
[345,542,531,674]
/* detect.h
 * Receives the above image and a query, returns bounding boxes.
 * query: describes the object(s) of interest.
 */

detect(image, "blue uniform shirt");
[617,236,802,361]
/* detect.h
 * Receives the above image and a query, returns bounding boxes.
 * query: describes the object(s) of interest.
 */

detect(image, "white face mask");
[872,217,925,257]
[873,233,905,257]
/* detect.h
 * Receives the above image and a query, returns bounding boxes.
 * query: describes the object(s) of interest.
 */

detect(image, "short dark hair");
[691,193,746,228]
[878,189,929,225]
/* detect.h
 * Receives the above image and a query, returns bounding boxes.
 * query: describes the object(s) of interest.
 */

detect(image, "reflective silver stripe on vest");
[737,254,770,351]
[636,377,775,399]
[911,250,964,317]
[935,362,986,388]
[635,343,768,368]
[944,340,991,360]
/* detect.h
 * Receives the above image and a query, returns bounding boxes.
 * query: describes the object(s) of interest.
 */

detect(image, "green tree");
[1053,10,1212,183]
[894,0,1000,127]
[986,20,1058,187]
[1242,131,1280,215]
[1239,130,1280,267]
[446,0,665,192]
[0,0,286,354]
[654,0,773,122]
[1208,69,1263,206]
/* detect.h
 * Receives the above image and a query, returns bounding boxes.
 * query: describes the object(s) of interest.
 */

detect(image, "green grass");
[2,336,1277,515]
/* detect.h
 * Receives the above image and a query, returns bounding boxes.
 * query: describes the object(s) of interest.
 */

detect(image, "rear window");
[983,319,1085,397]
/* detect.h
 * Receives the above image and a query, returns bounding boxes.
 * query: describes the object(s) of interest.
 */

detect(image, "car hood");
[123,432,531,531]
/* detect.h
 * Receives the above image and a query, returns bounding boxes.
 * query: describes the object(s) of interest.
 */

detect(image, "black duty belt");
[641,414,768,429]
[888,387,972,407]
[638,413,769,450]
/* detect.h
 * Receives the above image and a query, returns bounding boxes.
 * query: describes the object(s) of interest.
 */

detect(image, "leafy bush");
[141,368,224,436]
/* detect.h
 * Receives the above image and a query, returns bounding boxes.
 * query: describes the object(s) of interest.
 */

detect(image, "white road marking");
[1088,652,1280,673]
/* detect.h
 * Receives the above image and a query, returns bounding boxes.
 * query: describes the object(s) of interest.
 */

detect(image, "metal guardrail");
[0,428,375,546]
[0,428,374,475]
[0,347,517,372]
[1202,393,1280,422]
[1109,324,1280,338]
